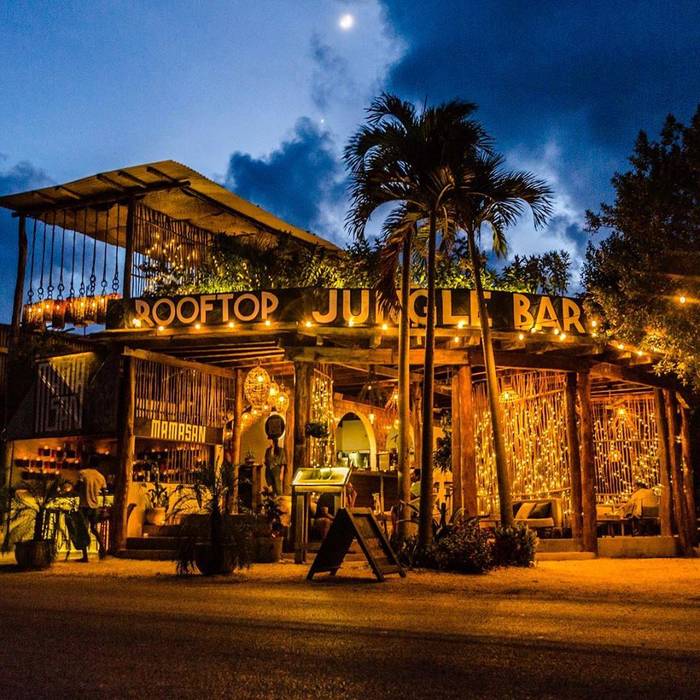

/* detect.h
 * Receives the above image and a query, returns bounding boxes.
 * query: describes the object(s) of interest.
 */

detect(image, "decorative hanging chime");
[244,364,272,409]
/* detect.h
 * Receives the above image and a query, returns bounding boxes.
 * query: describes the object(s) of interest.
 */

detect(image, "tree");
[452,152,552,526]
[583,107,700,390]
[345,94,490,547]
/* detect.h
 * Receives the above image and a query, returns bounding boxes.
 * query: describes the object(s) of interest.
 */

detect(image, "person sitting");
[310,492,335,540]
[619,481,659,534]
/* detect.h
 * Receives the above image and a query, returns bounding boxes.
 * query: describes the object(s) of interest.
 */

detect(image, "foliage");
[305,421,329,439]
[583,107,700,389]
[424,518,495,574]
[433,409,452,473]
[172,463,252,575]
[1,477,75,556]
[257,486,284,537]
[143,480,169,511]
[493,524,538,567]
[497,251,571,295]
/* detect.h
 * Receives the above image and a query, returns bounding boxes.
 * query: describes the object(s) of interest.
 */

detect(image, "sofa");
[512,498,565,535]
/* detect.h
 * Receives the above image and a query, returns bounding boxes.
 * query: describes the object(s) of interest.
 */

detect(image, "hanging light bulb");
[244,365,271,408]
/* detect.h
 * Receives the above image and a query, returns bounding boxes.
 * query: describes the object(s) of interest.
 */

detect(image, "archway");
[335,411,377,470]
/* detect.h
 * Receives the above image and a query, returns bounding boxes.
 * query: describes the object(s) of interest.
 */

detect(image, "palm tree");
[452,152,552,525]
[345,94,490,546]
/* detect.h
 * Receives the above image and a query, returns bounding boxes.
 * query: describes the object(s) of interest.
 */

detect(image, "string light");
[194,322,201,330]
[518,332,525,341]
[679,295,687,305]
[228,321,235,328]
[132,318,142,328]
[304,319,313,328]
[381,322,389,331]
[457,320,466,329]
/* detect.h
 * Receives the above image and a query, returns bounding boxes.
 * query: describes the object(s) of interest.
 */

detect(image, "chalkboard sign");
[307,508,405,582]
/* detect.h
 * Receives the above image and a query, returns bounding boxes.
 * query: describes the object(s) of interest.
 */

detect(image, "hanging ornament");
[244,365,271,409]
[275,385,289,413]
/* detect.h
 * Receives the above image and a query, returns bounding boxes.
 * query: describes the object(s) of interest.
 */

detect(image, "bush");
[493,524,538,567]
[426,518,494,574]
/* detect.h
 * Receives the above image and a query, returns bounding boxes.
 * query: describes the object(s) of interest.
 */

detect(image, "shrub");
[426,518,494,574]
[493,524,538,567]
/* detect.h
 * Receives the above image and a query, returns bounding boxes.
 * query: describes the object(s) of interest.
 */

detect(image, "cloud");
[310,33,356,113]
[0,158,52,322]
[226,118,348,242]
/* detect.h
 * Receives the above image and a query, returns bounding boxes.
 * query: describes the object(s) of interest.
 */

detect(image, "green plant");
[143,481,169,511]
[305,422,329,439]
[433,410,452,473]
[425,518,494,574]
[1,477,75,558]
[257,487,283,537]
[493,523,538,567]
[172,463,252,576]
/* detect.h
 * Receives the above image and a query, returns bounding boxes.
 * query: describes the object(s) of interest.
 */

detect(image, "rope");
[47,213,56,299]
[69,211,77,298]
[38,219,47,300]
[101,208,109,296]
[57,210,66,300]
[27,218,38,304]
[79,208,88,296]
[112,205,120,293]
[89,209,98,296]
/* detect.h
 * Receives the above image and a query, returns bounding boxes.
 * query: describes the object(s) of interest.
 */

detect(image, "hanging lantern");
[67,297,88,326]
[84,296,98,324]
[275,386,289,413]
[244,365,271,409]
[51,300,66,329]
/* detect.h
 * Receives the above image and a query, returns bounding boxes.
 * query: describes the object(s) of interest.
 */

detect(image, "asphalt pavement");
[0,558,698,698]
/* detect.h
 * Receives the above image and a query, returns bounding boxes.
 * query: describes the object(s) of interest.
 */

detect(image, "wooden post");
[665,390,690,553]
[122,200,136,299]
[654,389,673,536]
[231,369,244,512]
[679,403,697,547]
[565,373,583,541]
[293,362,312,472]
[577,371,597,553]
[284,391,295,496]
[411,382,422,472]
[458,364,477,517]
[10,215,27,343]
[451,372,462,514]
[111,355,135,553]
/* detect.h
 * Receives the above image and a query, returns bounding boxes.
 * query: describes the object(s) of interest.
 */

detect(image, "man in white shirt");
[77,469,107,561]
[620,481,659,518]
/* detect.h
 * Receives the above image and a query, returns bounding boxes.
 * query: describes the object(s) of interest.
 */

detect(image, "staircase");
[122,524,180,560]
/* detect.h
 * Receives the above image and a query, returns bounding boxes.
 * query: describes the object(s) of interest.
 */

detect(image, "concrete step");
[537,539,583,553]
[142,524,182,537]
[126,536,178,551]
[120,549,175,561]
[537,551,596,561]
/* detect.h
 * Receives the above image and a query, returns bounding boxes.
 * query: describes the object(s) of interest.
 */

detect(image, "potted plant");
[1,477,74,570]
[254,487,284,563]
[172,463,252,576]
[143,480,169,526]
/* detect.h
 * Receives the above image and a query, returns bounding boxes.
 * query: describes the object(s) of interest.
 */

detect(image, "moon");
[338,13,355,31]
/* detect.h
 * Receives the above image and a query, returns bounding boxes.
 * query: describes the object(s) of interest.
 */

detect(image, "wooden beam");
[653,389,673,536]
[122,199,135,299]
[458,364,477,517]
[591,361,674,390]
[231,369,244,513]
[565,372,583,541]
[577,371,597,553]
[111,356,135,553]
[121,347,234,378]
[451,372,462,514]
[665,390,691,553]
[679,402,698,547]
[10,215,27,342]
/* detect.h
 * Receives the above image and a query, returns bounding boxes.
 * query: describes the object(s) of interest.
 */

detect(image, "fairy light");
[157,325,164,332]
[457,320,466,329]
[132,318,142,328]
[304,319,313,328]
[228,321,235,328]
[264,319,271,327]
[194,322,201,330]
[559,332,567,341]
[616,342,625,350]
[381,322,389,331]
[347,318,355,327]
[518,332,525,341]
[679,295,687,305]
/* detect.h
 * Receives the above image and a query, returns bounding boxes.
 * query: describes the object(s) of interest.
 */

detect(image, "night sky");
[1,1,699,320]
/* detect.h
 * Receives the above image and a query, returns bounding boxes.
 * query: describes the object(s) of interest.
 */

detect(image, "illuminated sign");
[134,418,223,445]
[107,288,588,335]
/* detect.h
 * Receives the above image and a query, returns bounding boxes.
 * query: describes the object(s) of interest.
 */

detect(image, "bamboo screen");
[473,371,570,517]
[592,393,659,505]
[310,367,335,467]
[134,359,234,428]
[131,204,215,297]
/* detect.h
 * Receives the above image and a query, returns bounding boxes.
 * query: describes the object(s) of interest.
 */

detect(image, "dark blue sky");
[1,0,699,320]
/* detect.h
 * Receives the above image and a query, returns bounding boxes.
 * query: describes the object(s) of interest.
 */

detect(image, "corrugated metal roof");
[0,160,340,252]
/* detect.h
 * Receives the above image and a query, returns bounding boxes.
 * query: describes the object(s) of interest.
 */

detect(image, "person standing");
[77,468,107,561]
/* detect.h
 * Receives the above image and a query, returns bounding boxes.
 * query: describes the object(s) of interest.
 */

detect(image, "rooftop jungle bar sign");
[106,288,588,335]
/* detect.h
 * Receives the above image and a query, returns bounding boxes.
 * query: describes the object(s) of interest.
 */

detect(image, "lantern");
[244,365,271,409]
[51,300,66,329]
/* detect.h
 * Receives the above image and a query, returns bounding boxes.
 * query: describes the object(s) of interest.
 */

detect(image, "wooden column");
[293,362,312,472]
[458,364,477,517]
[679,403,698,547]
[654,389,673,536]
[565,373,583,541]
[10,215,27,343]
[411,382,422,471]
[122,199,136,299]
[111,355,136,553]
[665,390,690,553]
[451,372,462,514]
[577,371,597,553]
[283,391,295,496]
[231,369,244,512]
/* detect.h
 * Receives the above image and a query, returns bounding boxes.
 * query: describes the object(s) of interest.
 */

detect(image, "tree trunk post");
[565,372,583,541]
[293,362,312,473]
[111,355,136,553]
[397,232,412,539]
[577,371,597,553]
[665,390,691,554]
[10,215,27,344]
[122,199,136,299]
[231,369,244,512]
[679,402,697,547]
[419,211,437,547]
[654,389,673,536]
[411,382,422,470]
[468,229,512,526]
[458,364,478,517]
[451,371,462,515]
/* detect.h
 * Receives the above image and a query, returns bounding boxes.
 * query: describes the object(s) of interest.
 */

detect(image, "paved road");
[0,565,698,699]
